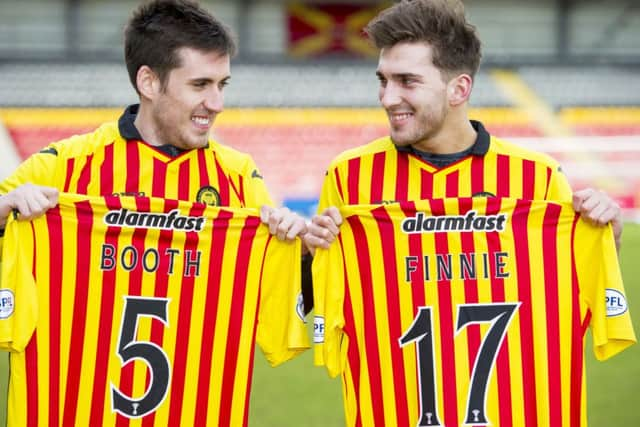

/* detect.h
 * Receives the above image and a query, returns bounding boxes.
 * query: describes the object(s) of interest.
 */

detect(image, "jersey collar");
[118,104,144,141]
[394,120,491,157]
[117,104,208,158]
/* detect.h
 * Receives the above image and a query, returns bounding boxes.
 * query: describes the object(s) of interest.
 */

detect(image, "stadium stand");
[1,62,639,216]
[0,0,639,218]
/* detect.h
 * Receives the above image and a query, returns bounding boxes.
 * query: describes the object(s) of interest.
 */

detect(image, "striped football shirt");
[0,193,308,427]
[318,122,573,210]
[312,197,635,427]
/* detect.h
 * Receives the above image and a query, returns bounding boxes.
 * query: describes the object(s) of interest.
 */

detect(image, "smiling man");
[0,2,310,424]
[303,2,631,427]
[0,0,307,236]
[304,0,623,251]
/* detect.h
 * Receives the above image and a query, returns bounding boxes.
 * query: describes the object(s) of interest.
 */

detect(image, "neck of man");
[133,102,164,147]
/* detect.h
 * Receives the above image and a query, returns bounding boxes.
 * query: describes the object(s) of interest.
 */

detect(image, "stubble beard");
[153,106,209,150]
[390,103,448,150]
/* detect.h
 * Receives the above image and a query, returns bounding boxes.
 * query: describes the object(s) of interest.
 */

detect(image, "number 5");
[399,302,519,426]
[111,296,171,418]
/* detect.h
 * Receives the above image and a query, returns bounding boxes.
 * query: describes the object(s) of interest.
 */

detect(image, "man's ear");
[448,73,473,106]
[136,65,161,99]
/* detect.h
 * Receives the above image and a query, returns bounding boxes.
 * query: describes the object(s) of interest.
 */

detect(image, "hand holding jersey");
[572,188,623,250]
[303,206,342,255]
[0,184,58,228]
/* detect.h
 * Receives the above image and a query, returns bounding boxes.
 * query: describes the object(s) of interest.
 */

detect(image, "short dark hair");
[364,0,481,80]
[124,0,237,93]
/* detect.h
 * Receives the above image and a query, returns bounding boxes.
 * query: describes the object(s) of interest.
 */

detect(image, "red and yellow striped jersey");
[0,193,308,427]
[318,123,573,210]
[0,119,272,208]
[312,198,635,427]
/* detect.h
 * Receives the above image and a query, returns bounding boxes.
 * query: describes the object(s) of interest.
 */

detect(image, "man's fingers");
[307,221,338,243]
[596,205,619,225]
[571,188,591,210]
[21,190,56,219]
[260,205,272,224]
[285,217,307,240]
[573,189,621,226]
[583,202,607,224]
[302,207,343,253]
[275,213,295,241]
[41,186,59,201]
[312,214,340,237]
[33,190,57,210]
[4,184,59,220]
[302,233,331,250]
[574,190,598,213]
[260,206,308,241]
[269,207,288,237]
[12,196,31,218]
[323,206,343,227]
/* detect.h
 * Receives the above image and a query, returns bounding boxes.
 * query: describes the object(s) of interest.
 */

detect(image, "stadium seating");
[1,61,639,216]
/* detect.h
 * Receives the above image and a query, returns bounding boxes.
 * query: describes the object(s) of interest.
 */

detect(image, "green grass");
[249,345,344,427]
[1,224,639,426]
[584,222,640,425]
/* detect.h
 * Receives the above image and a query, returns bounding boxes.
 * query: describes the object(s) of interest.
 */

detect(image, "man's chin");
[389,134,414,148]
[191,141,209,150]
[188,133,210,148]
[175,139,208,151]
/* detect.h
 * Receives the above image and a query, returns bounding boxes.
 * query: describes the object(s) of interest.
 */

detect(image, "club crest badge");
[196,186,221,206]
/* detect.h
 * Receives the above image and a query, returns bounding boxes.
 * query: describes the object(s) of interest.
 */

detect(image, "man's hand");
[302,207,343,256]
[260,206,308,243]
[572,188,622,250]
[0,184,59,228]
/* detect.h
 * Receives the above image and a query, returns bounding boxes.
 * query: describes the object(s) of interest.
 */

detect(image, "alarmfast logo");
[401,210,508,234]
[104,209,206,232]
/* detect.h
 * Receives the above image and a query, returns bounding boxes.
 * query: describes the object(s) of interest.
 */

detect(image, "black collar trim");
[395,120,490,156]
[118,104,143,141]
[117,104,207,157]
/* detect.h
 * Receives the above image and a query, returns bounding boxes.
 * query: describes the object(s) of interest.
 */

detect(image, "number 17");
[399,302,520,426]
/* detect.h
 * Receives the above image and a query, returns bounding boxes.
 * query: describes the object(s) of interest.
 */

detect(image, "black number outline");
[111,296,171,418]
[399,307,441,426]
[455,303,520,425]
[399,303,520,426]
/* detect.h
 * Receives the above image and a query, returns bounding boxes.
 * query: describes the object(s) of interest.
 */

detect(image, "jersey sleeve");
[241,156,274,209]
[545,165,573,202]
[0,146,61,259]
[317,163,346,213]
[0,216,38,352]
[0,147,61,195]
[574,220,636,360]
[311,239,347,378]
[256,234,310,366]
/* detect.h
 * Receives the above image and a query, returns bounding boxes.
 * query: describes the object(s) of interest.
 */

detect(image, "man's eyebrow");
[189,75,231,84]
[189,77,214,84]
[392,72,421,80]
[375,71,421,80]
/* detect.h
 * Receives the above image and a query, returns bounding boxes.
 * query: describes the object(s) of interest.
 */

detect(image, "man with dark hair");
[0,0,305,236]
[304,0,622,250]
[304,1,632,426]
[0,0,310,425]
